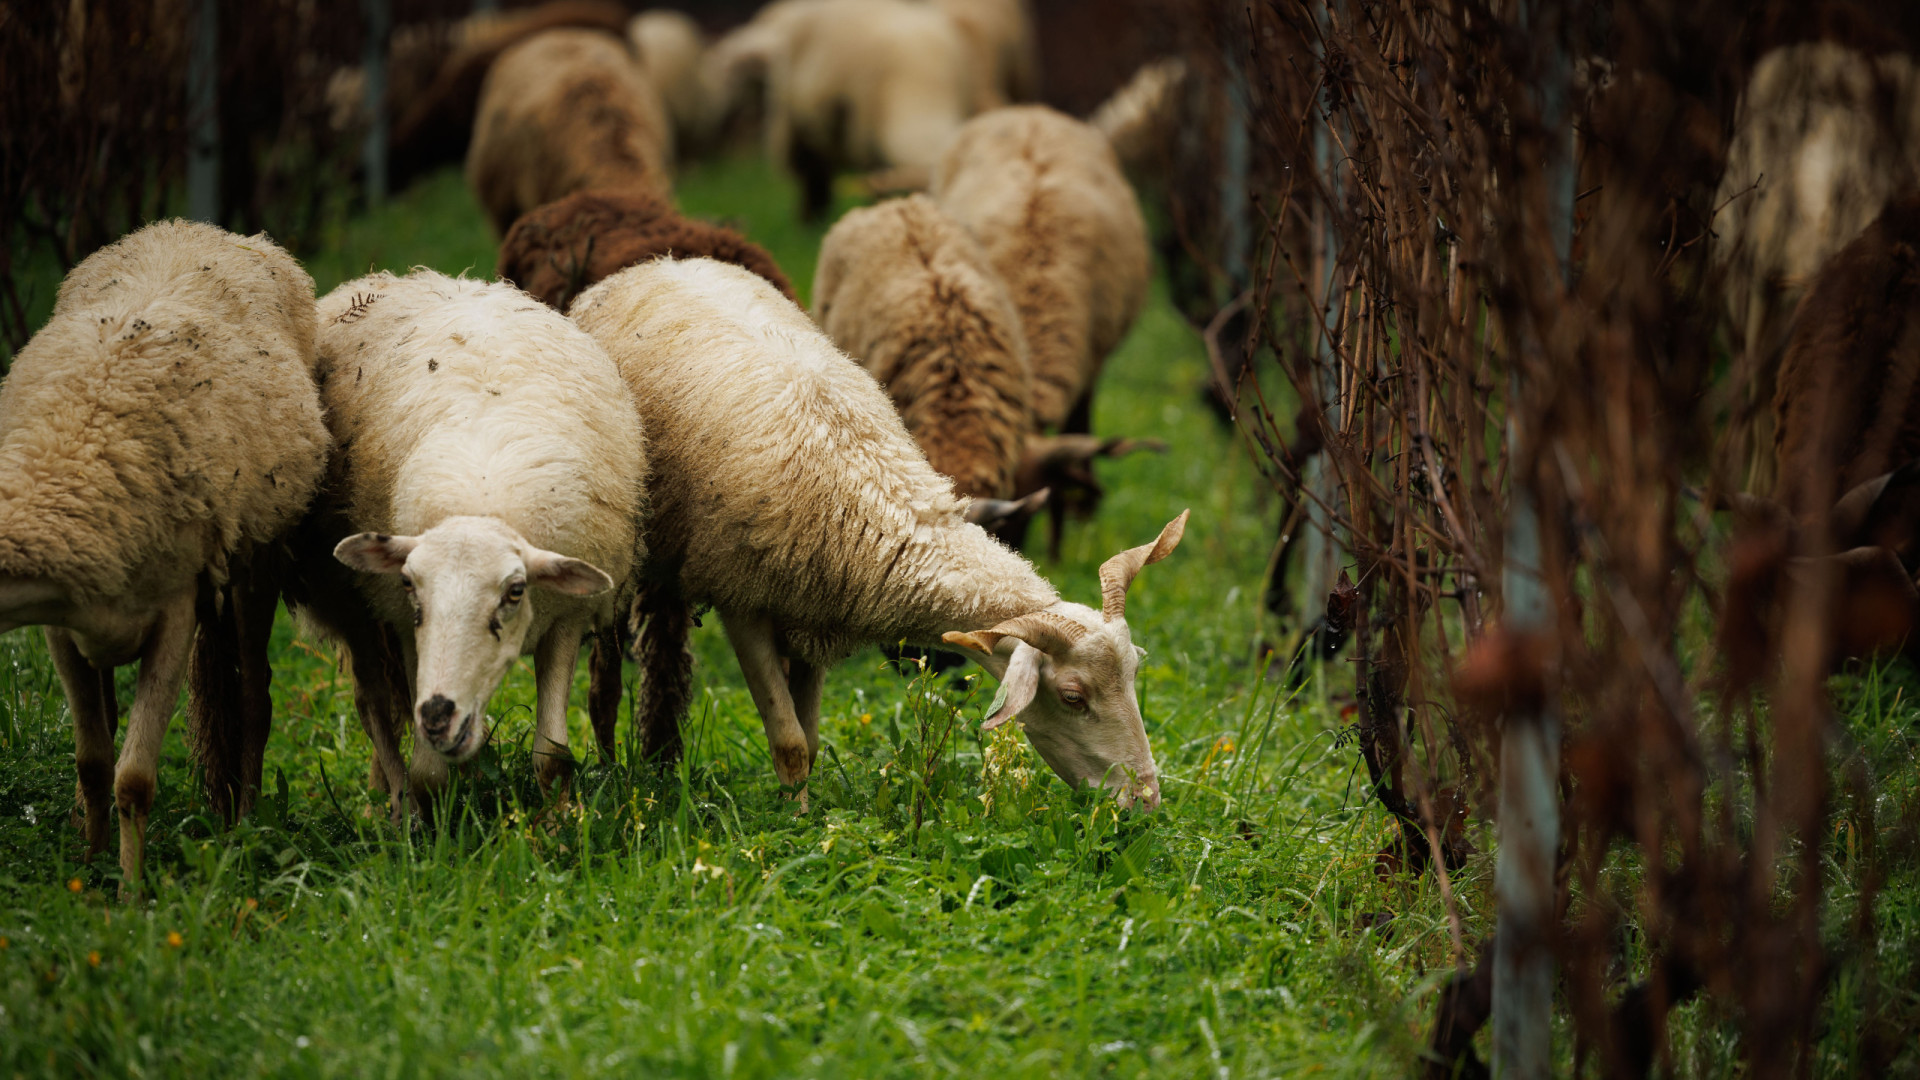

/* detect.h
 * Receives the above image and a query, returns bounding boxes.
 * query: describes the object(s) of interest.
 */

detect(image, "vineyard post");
[361,0,392,208]
[1490,1,1575,1074]
[1300,0,1344,631]
[186,0,219,224]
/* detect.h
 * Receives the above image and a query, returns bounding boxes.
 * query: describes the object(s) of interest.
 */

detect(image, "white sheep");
[570,256,1187,810]
[468,28,675,236]
[1714,42,1920,493]
[926,0,1038,109]
[812,194,1034,510]
[297,271,644,806]
[931,105,1151,436]
[0,220,328,885]
[627,9,722,157]
[708,0,977,219]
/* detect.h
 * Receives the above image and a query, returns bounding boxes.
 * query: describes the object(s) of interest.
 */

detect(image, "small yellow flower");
[245,898,259,912]
[860,713,872,725]
[87,951,100,968]
[66,879,82,894]
[165,931,184,948]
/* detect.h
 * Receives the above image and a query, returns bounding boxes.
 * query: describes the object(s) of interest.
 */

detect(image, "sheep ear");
[1099,509,1189,621]
[984,643,1044,730]
[963,487,1050,532]
[335,533,419,574]
[1832,461,1920,563]
[525,548,615,597]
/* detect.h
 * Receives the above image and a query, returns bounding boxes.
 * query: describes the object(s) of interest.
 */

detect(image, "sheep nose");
[418,695,457,739]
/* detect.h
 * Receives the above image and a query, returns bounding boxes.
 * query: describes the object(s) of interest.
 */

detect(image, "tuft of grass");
[0,158,1911,1077]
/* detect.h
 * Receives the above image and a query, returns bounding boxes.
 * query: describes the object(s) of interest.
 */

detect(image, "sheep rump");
[813,193,1031,501]
[468,28,674,235]
[932,105,1150,433]
[498,188,797,311]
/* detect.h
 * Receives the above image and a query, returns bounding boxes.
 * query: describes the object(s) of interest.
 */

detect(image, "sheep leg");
[346,625,411,822]
[637,591,692,765]
[232,565,280,819]
[587,623,626,763]
[116,593,196,891]
[46,627,116,856]
[533,618,586,795]
[787,656,825,766]
[719,609,811,808]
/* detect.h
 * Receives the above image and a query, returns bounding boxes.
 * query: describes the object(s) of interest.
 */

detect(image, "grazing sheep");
[813,195,1031,507]
[370,1,637,191]
[932,105,1151,436]
[571,256,1187,810]
[1772,189,1920,525]
[498,188,796,311]
[927,0,1039,109]
[296,271,643,807]
[710,0,977,220]
[468,29,674,236]
[1714,42,1920,492]
[628,9,721,157]
[0,220,328,885]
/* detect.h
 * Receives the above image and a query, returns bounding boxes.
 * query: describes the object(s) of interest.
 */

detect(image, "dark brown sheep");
[1772,189,1920,524]
[498,189,797,312]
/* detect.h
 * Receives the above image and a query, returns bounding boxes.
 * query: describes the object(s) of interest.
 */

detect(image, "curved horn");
[944,611,1086,658]
[1099,510,1189,621]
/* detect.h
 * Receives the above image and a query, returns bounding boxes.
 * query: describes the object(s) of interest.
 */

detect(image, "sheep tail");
[634,587,694,765]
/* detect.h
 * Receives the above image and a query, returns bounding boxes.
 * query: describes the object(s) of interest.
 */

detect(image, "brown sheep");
[383,0,635,191]
[498,188,797,312]
[813,195,1031,504]
[1772,188,1920,525]
[1717,190,1920,682]
[467,29,673,236]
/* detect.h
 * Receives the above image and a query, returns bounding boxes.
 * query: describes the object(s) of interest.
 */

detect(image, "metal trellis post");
[186,0,220,225]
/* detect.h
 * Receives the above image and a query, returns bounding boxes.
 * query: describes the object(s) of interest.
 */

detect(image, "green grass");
[0,157,1913,1077]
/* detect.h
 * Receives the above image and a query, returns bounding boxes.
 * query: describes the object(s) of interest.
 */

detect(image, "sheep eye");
[400,576,413,592]
[504,581,526,603]
[1059,687,1086,707]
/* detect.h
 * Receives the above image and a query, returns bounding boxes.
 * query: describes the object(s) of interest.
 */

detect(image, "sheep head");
[944,510,1189,810]
[335,516,613,763]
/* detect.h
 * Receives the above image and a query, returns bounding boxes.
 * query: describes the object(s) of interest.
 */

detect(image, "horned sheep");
[499,188,797,311]
[0,220,329,886]
[468,28,675,236]
[293,271,644,808]
[571,256,1186,810]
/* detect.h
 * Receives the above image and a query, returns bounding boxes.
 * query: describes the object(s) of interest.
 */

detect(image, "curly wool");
[498,188,797,311]
[813,194,1031,499]
[468,28,674,235]
[0,220,327,603]
[570,257,1056,666]
[931,105,1150,431]
[310,271,645,635]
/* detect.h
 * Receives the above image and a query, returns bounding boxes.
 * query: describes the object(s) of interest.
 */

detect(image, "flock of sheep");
[0,0,1190,890]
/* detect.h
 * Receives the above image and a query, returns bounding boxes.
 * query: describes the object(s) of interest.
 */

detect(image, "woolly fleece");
[570,256,1056,665]
[468,28,674,235]
[813,194,1031,499]
[0,219,327,604]
[932,105,1150,431]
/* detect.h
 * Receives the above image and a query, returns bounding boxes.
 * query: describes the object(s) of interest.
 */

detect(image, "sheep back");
[627,10,716,152]
[468,28,674,235]
[932,105,1150,430]
[930,0,1038,108]
[0,220,326,603]
[1716,43,1920,369]
[1773,189,1920,518]
[498,188,797,311]
[570,256,1055,664]
[813,194,1031,499]
[312,271,644,629]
